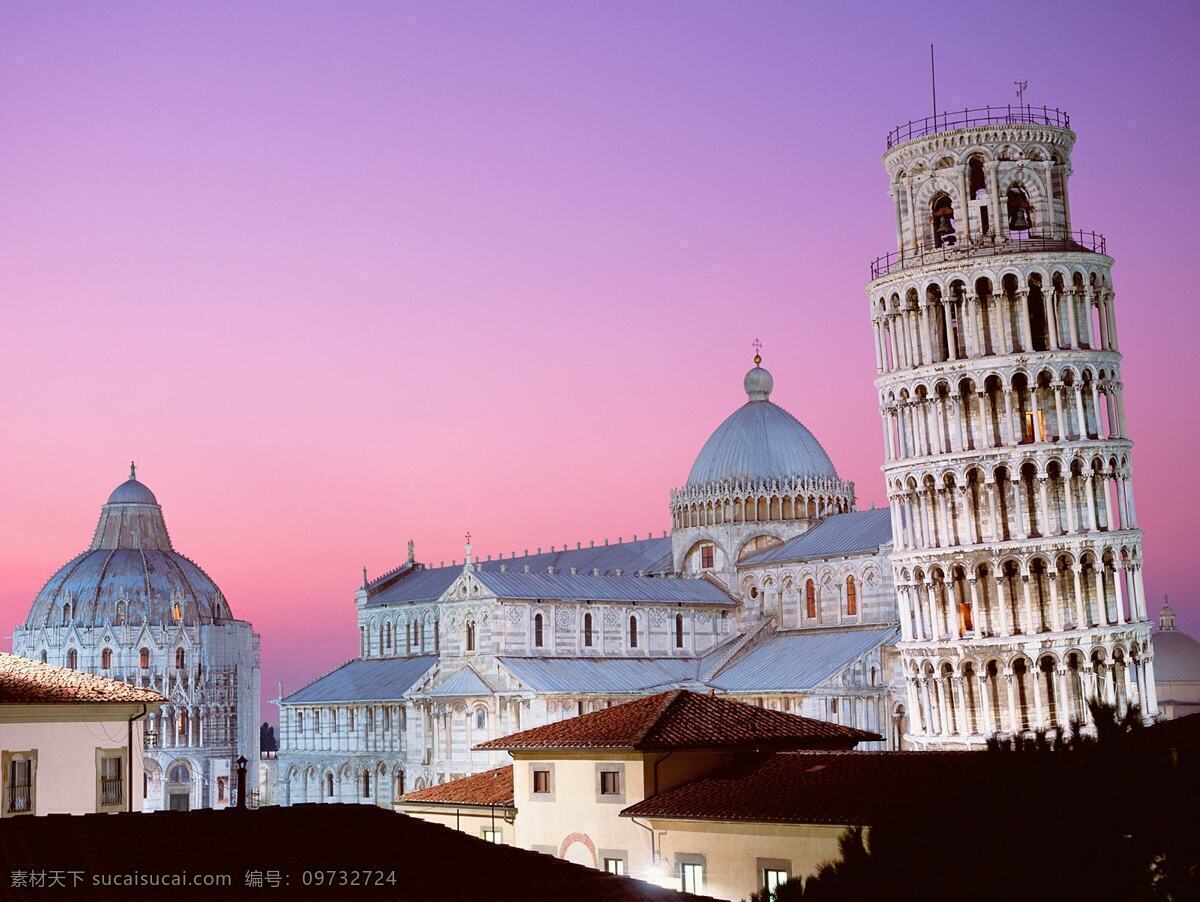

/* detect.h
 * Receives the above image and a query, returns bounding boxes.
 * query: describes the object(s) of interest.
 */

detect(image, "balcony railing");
[100,775,123,806]
[869,229,1107,281]
[886,105,1070,148]
[6,783,31,813]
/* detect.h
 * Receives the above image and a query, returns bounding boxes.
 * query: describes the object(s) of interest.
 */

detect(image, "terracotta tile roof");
[0,653,164,705]
[0,804,711,901]
[621,751,984,825]
[474,689,880,752]
[399,765,514,806]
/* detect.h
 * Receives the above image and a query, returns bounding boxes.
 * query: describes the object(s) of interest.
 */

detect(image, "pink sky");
[2,1,1197,723]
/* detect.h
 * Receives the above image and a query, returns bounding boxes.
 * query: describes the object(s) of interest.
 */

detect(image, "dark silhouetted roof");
[0,804,708,901]
[475,689,879,752]
[0,653,163,705]
[399,765,514,807]
[621,751,983,825]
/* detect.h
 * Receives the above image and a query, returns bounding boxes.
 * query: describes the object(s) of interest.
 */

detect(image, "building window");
[348,708,356,730]
[583,613,593,647]
[600,771,620,795]
[296,711,304,732]
[846,575,857,616]
[481,829,502,844]
[762,869,789,894]
[4,753,35,815]
[394,772,405,800]
[66,649,78,669]
[115,602,126,624]
[331,708,338,733]
[360,626,365,656]
[700,544,714,569]
[629,616,638,648]
[39,651,47,664]
[171,602,182,623]
[97,750,125,810]
[680,860,705,893]
[475,708,486,730]
[465,620,476,653]
[385,622,392,650]
[140,648,150,669]
[175,648,185,669]
[100,648,112,669]
[533,613,544,648]
[805,580,817,619]
[674,613,684,648]
[604,858,625,876]
[532,768,551,795]
[326,773,334,797]
[62,603,71,626]
[361,771,370,798]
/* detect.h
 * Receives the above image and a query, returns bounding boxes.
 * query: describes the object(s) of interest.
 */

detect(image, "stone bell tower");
[865,105,1158,748]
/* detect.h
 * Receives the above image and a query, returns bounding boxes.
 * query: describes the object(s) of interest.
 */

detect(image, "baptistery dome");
[24,467,232,630]
[686,362,839,487]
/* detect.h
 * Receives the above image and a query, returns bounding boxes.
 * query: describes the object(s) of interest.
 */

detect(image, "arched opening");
[101,648,112,669]
[931,192,956,246]
[175,648,185,669]
[629,616,639,649]
[361,771,370,799]
[66,648,78,669]
[139,647,150,669]
[674,614,684,648]
[171,602,182,623]
[1007,186,1033,233]
[583,612,593,647]
[805,580,817,619]
[533,613,544,648]
[326,773,334,798]
[845,576,858,616]
[465,620,476,653]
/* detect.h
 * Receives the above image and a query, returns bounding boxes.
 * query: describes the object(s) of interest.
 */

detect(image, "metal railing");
[100,775,123,806]
[6,783,31,813]
[887,105,1070,148]
[869,229,1107,280]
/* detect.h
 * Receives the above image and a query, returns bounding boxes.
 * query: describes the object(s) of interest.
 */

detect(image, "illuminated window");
[115,602,126,624]
[101,648,112,669]
[139,648,150,669]
[806,580,817,618]
[846,576,858,616]
[171,602,182,623]
[482,829,502,844]
[604,858,625,875]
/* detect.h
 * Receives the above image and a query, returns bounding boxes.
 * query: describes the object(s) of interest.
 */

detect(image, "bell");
[931,206,955,244]
[1009,203,1032,232]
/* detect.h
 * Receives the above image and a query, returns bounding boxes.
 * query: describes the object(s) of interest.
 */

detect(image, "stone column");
[1032,669,1046,731]
[968,577,984,636]
[1143,657,1159,716]
[996,577,1012,636]
[985,480,999,541]
[1072,566,1087,628]
[1044,290,1059,349]
[906,678,923,735]
[897,584,912,641]
[1095,568,1109,625]
[914,582,928,640]
[1037,477,1051,538]
[954,677,970,737]
[1016,290,1034,351]
[1101,473,1115,531]
[1073,386,1087,439]
[1064,473,1078,534]
[1113,564,1127,625]
[1004,672,1019,733]
[1021,574,1034,635]
[1064,289,1078,348]
[934,677,951,737]
[1084,475,1098,532]
[1049,572,1062,632]
[1051,383,1066,441]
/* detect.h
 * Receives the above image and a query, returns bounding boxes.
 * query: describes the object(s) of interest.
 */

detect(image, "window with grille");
[700,545,714,568]
[6,758,33,814]
[99,755,123,807]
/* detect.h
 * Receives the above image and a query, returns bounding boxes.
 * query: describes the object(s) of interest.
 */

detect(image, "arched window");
[805,580,817,619]
[583,613,593,647]
[475,708,486,730]
[629,616,639,649]
[360,626,366,656]
[139,647,150,669]
[846,576,858,616]
[66,648,78,669]
[675,614,684,648]
[394,771,405,799]
[115,602,126,625]
[171,602,182,623]
[101,648,112,669]
[385,623,391,650]
[465,620,476,652]
[168,764,190,784]
[296,711,304,731]
[534,613,544,648]
[39,650,47,664]
[931,192,956,246]
[326,773,334,797]
[361,771,370,798]
[175,648,185,669]
[62,603,71,626]
[968,155,986,199]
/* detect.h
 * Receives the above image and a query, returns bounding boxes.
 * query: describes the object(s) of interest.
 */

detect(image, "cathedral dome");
[24,468,232,630]
[1154,604,1200,683]
[686,362,839,487]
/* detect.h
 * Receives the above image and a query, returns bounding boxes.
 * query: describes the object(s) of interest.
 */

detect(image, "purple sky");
[2,1,1197,721]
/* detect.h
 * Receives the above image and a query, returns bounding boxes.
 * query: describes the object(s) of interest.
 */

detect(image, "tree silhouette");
[260,721,278,753]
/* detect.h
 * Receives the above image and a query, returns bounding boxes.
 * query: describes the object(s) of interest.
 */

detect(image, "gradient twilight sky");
[2,1,1198,723]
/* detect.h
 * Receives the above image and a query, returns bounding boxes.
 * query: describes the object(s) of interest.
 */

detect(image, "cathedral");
[11,468,261,810]
[277,105,1164,805]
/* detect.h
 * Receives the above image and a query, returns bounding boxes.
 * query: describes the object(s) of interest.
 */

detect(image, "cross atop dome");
[752,337,763,366]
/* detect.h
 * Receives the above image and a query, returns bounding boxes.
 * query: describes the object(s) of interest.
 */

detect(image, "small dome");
[107,478,158,505]
[1153,628,1200,683]
[686,363,839,487]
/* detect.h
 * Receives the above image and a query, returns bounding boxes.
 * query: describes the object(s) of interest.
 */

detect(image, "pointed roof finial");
[362,566,369,590]
[752,337,762,366]
[129,460,137,481]
[464,531,473,565]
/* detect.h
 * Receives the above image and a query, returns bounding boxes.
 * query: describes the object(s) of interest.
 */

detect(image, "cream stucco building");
[1,653,162,816]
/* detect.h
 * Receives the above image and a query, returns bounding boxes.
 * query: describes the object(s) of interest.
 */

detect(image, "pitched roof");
[620,751,983,826]
[0,804,707,901]
[474,689,879,752]
[282,656,436,704]
[740,508,892,565]
[708,626,899,692]
[0,653,164,705]
[426,665,493,698]
[499,656,704,694]
[476,571,734,605]
[399,765,514,807]
[365,536,674,608]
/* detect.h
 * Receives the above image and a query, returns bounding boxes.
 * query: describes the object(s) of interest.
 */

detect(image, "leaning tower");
[865,106,1158,749]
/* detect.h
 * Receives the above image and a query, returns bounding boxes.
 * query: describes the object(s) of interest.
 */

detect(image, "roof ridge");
[630,689,687,749]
